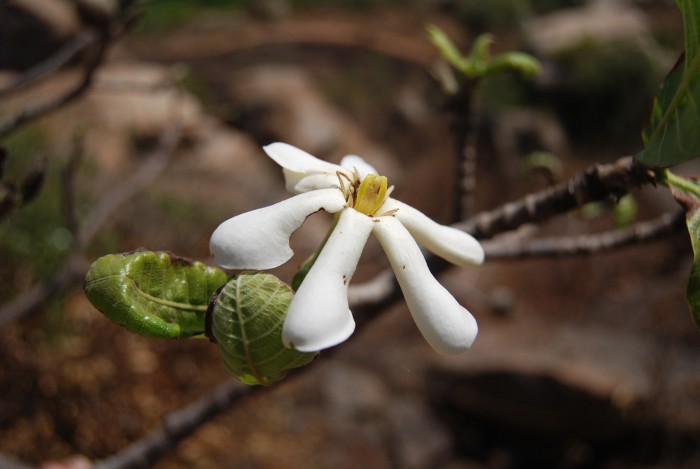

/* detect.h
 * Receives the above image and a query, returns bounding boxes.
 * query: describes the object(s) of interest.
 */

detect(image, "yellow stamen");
[353,174,387,216]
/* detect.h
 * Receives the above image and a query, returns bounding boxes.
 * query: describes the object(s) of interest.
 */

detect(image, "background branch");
[449,85,481,222]
[0,0,146,139]
[0,124,181,327]
[94,379,263,469]
[481,211,685,259]
[0,34,109,139]
[0,30,96,99]
[458,156,656,239]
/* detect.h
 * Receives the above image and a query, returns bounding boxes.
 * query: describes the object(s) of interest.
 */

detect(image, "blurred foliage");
[529,0,586,14]
[137,0,249,32]
[613,194,637,228]
[473,73,532,110]
[548,40,664,146]
[290,0,413,9]
[0,126,68,300]
[444,0,531,34]
[428,27,541,80]
[137,0,422,32]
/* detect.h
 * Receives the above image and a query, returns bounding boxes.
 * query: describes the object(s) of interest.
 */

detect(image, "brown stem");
[93,379,264,469]
[481,211,685,259]
[449,84,480,222]
[0,32,109,139]
[0,31,96,99]
[458,156,656,239]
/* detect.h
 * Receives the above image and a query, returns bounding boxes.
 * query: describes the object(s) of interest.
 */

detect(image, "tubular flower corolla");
[210,143,484,355]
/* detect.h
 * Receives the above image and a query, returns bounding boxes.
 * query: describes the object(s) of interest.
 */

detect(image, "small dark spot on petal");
[402,265,406,269]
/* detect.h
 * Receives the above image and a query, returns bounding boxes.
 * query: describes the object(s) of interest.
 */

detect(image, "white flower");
[210,143,484,355]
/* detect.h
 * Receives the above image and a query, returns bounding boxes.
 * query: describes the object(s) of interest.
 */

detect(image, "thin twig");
[0,124,181,327]
[481,211,686,259]
[458,156,656,239]
[61,134,86,233]
[77,124,181,247]
[94,378,264,469]
[0,33,109,139]
[449,85,480,222]
[0,31,96,99]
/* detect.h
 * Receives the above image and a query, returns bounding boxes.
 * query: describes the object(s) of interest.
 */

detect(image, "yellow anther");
[353,174,387,216]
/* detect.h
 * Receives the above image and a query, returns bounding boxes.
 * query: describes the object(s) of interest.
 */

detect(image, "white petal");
[210,188,346,270]
[373,216,478,355]
[264,143,347,194]
[264,142,341,174]
[340,155,378,179]
[283,208,373,351]
[388,199,484,266]
[288,173,342,194]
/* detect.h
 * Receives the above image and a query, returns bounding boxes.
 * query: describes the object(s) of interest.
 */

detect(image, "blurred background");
[1,0,699,467]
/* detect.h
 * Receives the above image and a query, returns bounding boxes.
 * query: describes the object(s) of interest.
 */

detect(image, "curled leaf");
[208,272,316,386]
[662,170,700,330]
[85,250,228,338]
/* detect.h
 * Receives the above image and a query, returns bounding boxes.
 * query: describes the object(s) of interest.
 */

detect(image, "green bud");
[207,272,317,385]
[85,250,228,339]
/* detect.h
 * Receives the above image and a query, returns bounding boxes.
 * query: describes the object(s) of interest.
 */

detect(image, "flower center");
[353,174,388,216]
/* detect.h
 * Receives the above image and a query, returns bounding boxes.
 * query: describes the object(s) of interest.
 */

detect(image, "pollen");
[353,174,388,216]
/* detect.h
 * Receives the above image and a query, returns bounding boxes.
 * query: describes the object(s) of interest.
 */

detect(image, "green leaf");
[208,273,316,386]
[468,33,494,69]
[427,25,469,72]
[636,0,700,167]
[486,52,542,78]
[661,170,700,330]
[84,250,228,338]
[427,25,540,81]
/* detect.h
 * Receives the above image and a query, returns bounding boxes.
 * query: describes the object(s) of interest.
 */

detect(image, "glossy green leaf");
[636,0,700,167]
[85,250,228,338]
[208,273,316,385]
[661,170,700,329]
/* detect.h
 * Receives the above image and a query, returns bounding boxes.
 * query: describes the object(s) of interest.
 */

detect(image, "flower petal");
[264,142,341,173]
[340,155,378,179]
[210,188,346,270]
[283,208,373,352]
[287,173,342,194]
[373,216,478,355]
[264,143,346,194]
[387,199,484,266]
